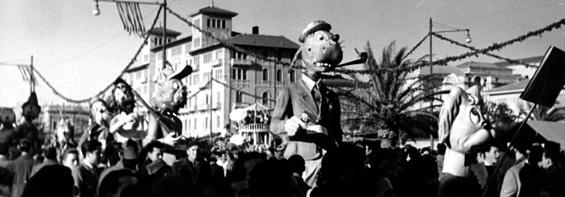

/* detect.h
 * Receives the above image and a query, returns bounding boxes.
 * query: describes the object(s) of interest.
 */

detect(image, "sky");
[1,0,564,107]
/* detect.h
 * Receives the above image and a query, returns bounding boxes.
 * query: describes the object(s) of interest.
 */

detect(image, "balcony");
[239,123,271,146]
[232,58,253,66]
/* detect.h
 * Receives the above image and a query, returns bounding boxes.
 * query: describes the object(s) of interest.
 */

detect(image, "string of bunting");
[432,33,537,68]
[335,17,565,75]
[33,5,164,104]
[116,2,146,37]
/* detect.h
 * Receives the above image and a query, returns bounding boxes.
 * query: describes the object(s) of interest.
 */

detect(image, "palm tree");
[336,41,444,146]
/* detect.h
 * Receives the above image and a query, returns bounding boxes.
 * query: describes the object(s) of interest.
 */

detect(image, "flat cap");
[298,20,332,43]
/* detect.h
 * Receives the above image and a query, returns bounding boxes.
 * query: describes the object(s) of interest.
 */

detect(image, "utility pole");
[162,0,167,70]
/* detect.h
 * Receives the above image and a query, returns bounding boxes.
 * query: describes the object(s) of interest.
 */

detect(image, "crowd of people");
[0,93,565,197]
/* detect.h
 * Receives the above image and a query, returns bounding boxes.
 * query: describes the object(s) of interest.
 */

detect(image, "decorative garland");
[432,33,537,68]
[335,17,565,75]
[33,5,164,104]
[403,34,429,59]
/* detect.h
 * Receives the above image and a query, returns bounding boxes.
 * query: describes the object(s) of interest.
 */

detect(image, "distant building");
[39,104,90,138]
[123,6,301,137]
[483,79,565,115]
[454,61,522,91]
[495,56,543,79]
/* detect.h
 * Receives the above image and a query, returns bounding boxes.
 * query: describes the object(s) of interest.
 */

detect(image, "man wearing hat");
[172,139,211,192]
[270,20,343,187]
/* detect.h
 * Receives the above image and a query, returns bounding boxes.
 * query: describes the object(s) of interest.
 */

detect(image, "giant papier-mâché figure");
[143,64,192,147]
[12,92,42,156]
[270,20,344,187]
[106,78,145,143]
[437,86,496,197]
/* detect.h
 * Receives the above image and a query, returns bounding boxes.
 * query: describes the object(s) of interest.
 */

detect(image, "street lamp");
[92,0,100,16]
[428,18,472,79]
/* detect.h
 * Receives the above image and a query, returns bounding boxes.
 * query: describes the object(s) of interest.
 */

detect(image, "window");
[194,19,201,28]
[194,55,200,69]
[242,69,247,80]
[186,43,191,51]
[276,69,282,82]
[277,51,282,61]
[212,19,216,28]
[187,119,191,131]
[237,69,242,80]
[221,20,226,28]
[262,69,268,81]
[289,70,296,82]
[262,92,269,105]
[194,37,201,48]
[232,68,237,79]
[236,91,243,103]
[207,19,211,27]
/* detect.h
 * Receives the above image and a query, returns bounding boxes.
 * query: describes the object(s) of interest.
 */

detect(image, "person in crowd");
[171,140,211,194]
[309,144,385,197]
[6,140,36,197]
[138,141,170,191]
[0,108,16,159]
[270,20,343,187]
[288,154,309,195]
[539,141,565,197]
[72,140,102,197]
[500,143,545,197]
[62,148,80,169]
[150,174,192,197]
[30,146,58,177]
[248,158,303,197]
[469,144,500,195]
[79,98,112,151]
[436,143,446,180]
[21,165,74,197]
[368,148,397,197]
[98,168,138,197]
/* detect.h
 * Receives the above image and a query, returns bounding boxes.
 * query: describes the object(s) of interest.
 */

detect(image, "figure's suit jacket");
[270,78,342,160]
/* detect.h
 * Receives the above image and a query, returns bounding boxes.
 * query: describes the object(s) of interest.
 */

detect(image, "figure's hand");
[284,116,306,136]
[162,132,181,146]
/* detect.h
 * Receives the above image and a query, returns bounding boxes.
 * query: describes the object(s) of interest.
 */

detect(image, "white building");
[123,6,300,137]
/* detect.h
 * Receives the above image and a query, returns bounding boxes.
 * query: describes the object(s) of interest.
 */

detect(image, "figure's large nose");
[332,34,340,42]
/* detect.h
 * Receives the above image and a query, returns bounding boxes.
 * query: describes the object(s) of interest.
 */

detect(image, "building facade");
[123,6,301,137]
